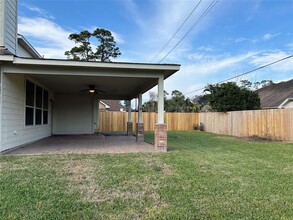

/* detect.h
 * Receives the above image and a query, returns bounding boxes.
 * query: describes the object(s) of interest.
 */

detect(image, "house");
[0,0,180,152]
[99,100,124,112]
[256,79,293,109]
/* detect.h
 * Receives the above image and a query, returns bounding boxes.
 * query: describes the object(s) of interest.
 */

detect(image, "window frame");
[25,79,49,126]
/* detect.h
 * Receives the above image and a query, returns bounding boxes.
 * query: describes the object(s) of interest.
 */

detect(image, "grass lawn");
[0,131,292,219]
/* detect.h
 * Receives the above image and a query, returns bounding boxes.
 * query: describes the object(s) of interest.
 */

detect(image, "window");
[25,80,49,126]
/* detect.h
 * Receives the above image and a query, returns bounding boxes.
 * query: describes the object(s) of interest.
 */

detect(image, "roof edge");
[278,97,293,108]
[17,34,42,59]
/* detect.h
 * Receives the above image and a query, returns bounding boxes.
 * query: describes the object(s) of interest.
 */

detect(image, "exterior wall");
[0,66,2,148]
[17,43,33,58]
[99,102,107,112]
[0,0,18,54]
[283,101,293,108]
[0,73,52,152]
[53,94,93,135]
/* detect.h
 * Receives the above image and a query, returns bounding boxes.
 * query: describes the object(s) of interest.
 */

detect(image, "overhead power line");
[149,0,203,63]
[159,0,219,63]
[184,54,293,96]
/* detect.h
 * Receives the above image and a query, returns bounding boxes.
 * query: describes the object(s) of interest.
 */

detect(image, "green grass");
[1,131,292,219]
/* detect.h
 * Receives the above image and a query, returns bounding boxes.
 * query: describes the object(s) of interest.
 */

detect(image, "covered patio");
[5,134,155,155]
[1,56,180,152]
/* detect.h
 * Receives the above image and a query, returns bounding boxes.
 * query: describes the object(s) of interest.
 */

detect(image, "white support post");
[138,94,143,123]
[157,75,164,124]
[136,94,144,141]
[96,99,100,131]
[92,98,99,133]
[127,100,133,136]
[155,74,167,152]
[128,100,132,122]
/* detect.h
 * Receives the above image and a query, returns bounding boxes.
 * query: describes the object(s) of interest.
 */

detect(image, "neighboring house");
[99,100,124,112]
[0,0,180,152]
[256,79,293,109]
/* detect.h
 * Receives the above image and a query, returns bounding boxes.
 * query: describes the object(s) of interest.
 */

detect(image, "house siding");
[53,94,93,135]
[283,101,293,108]
[0,0,18,54]
[0,66,2,148]
[17,44,33,58]
[0,73,52,152]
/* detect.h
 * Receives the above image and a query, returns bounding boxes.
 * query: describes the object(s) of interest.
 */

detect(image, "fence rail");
[200,109,293,141]
[99,112,199,131]
[98,109,293,141]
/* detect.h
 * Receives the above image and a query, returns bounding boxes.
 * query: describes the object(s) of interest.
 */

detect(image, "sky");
[18,0,293,100]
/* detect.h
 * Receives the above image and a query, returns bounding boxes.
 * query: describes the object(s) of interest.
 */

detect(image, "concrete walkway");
[5,134,156,155]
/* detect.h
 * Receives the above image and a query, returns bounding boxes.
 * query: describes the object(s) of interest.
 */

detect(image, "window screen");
[26,80,35,107]
[36,86,43,108]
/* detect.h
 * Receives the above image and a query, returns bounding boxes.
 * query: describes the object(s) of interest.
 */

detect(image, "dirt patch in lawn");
[236,135,282,142]
[62,158,100,202]
[62,157,169,211]
[142,156,174,175]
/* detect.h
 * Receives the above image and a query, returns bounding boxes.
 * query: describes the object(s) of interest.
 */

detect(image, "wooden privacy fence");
[99,112,199,131]
[99,109,293,141]
[200,109,293,141]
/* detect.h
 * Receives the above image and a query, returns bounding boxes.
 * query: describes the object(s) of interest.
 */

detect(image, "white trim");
[278,97,293,108]
[128,100,132,122]
[138,93,143,123]
[0,0,4,47]
[157,75,164,124]
[99,101,110,109]
[0,65,3,150]
[0,55,14,61]
[12,57,180,72]
[17,34,42,58]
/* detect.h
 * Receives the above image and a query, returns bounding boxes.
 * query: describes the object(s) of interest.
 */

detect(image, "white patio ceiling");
[3,57,180,99]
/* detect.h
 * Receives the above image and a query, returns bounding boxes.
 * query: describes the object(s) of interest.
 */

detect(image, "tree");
[240,79,274,90]
[204,82,260,112]
[65,30,94,61]
[142,90,198,112]
[65,28,121,62]
[165,90,198,112]
[142,92,157,112]
[92,28,121,62]
[193,95,209,109]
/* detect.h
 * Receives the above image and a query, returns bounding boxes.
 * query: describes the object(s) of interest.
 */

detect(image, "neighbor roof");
[256,79,293,108]
[101,100,122,111]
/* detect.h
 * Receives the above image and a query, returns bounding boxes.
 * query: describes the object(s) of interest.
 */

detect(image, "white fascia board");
[4,65,164,78]
[12,57,180,71]
[0,55,14,61]
[17,34,42,58]
[100,101,110,109]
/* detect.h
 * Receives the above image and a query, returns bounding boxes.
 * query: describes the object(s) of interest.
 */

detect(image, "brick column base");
[127,122,133,136]
[136,123,144,142]
[155,123,167,152]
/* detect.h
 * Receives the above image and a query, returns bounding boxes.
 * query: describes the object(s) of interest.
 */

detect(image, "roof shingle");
[256,79,293,108]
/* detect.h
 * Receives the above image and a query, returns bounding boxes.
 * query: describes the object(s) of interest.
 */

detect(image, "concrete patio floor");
[5,134,156,155]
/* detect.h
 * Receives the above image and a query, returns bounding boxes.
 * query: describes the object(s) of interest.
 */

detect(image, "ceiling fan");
[80,85,105,94]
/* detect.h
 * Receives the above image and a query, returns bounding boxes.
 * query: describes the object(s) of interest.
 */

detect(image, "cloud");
[18,17,74,58]
[23,4,55,20]
[184,52,259,76]
[250,51,293,72]
[287,42,293,49]
[163,51,261,97]
[262,33,280,41]
[18,17,126,59]
[234,37,258,44]
[111,31,125,44]
[121,0,218,62]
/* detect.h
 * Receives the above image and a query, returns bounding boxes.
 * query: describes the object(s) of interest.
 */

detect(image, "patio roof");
[2,56,180,99]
